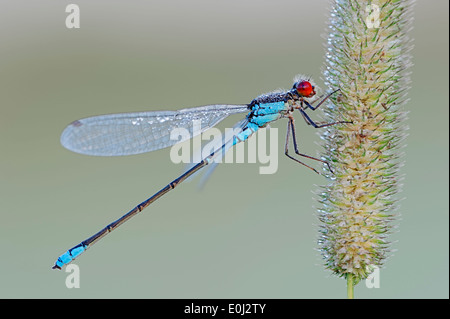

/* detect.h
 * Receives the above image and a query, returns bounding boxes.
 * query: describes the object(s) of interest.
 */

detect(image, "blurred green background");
[0,0,448,298]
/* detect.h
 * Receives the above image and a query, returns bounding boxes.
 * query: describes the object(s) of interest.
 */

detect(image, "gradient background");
[0,0,448,298]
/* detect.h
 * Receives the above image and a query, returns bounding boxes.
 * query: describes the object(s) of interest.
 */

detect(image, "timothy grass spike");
[317,0,413,289]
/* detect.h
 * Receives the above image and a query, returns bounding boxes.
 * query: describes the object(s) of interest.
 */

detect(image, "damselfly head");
[295,80,316,98]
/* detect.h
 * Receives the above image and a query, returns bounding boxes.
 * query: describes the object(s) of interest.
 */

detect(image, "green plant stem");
[347,274,354,299]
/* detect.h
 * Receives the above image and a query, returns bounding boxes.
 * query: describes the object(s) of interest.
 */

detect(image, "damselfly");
[52,76,349,270]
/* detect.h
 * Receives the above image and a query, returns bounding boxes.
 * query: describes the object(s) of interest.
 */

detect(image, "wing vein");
[61,104,249,156]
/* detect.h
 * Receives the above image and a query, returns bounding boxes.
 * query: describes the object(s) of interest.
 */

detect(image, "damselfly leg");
[284,117,333,174]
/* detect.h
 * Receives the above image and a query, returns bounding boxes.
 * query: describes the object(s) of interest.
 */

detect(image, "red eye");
[296,81,314,97]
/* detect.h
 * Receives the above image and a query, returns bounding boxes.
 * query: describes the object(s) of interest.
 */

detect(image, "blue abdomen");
[233,101,285,145]
[250,101,285,127]
[54,244,86,268]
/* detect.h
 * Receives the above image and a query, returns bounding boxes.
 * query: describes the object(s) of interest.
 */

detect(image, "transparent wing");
[197,118,249,187]
[184,118,248,186]
[60,104,249,156]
